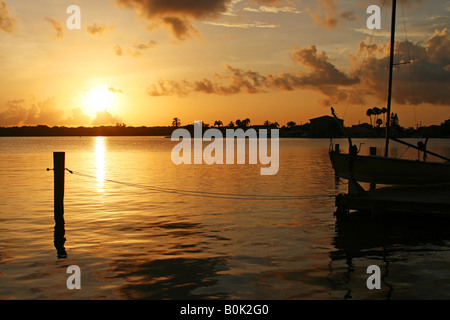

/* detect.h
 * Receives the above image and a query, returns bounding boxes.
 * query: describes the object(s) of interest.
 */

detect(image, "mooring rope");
[67,169,334,201]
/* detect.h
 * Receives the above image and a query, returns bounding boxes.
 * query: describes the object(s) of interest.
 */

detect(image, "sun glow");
[82,86,115,113]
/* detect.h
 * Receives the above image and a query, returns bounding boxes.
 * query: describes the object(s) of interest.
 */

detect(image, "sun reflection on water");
[94,136,106,192]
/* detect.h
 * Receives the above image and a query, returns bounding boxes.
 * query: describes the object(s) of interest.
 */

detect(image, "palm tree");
[172,117,180,127]
[270,122,280,128]
[214,120,223,127]
[263,120,270,126]
[242,118,251,128]
[235,119,242,127]
[366,108,374,126]
[372,107,381,123]
[381,107,387,125]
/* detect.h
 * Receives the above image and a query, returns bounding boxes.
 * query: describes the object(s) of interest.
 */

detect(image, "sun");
[82,85,114,113]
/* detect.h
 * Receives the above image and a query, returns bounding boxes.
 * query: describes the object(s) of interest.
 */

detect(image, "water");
[0,136,449,300]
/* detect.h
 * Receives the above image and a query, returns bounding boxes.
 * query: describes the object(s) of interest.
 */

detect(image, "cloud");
[129,40,157,56]
[340,10,358,22]
[252,0,283,4]
[147,28,450,107]
[92,110,122,126]
[0,0,17,33]
[203,20,279,28]
[305,0,358,29]
[45,17,64,39]
[115,0,233,40]
[64,108,91,126]
[0,100,27,127]
[309,0,338,29]
[87,23,114,36]
[108,86,125,94]
[114,44,123,56]
[243,5,302,14]
[0,99,94,127]
[115,40,156,57]
[148,46,357,104]
[352,28,450,106]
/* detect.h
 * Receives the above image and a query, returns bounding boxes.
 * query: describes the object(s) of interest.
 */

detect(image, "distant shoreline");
[0,122,449,138]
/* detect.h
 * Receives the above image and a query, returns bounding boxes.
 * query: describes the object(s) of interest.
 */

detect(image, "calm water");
[0,136,449,300]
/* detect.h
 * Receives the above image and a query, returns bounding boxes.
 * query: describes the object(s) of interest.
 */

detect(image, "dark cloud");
[115,0,232,40]
[116,0,231,18]
[353,28,450,105]
[148,46,357,104]
[147,28,450,107]
[252,0,283,4]
[45,17,64,39]
[0,0,16,33]
[162,16,198,40]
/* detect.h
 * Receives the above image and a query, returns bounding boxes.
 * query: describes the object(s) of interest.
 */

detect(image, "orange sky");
[0,0,449,128]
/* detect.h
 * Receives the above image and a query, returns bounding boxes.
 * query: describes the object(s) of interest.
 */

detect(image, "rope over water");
[65,169,334,201]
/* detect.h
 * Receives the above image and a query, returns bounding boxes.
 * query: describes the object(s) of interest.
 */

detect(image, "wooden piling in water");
[53,152,65,225]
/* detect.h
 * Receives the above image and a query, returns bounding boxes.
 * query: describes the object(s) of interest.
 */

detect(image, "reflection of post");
[53,152,67,258]
[54,219,67,259]
[369,147,377,190]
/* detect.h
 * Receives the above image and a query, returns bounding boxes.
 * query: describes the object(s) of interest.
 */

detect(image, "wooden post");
[53,152,65,225]
[53,152,67,258]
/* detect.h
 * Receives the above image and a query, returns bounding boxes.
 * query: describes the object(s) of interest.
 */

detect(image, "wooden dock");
[335,183,450,218]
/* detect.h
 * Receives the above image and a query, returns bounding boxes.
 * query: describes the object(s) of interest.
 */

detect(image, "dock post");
[53,152,67,258]
[53,152,65,225]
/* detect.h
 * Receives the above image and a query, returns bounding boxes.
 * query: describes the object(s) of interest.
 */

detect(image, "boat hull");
[329,151,450,185]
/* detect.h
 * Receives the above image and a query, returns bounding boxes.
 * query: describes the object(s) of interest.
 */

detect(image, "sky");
[0,0,449,128]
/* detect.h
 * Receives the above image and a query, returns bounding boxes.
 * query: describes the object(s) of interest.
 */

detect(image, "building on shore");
[309,115,344,138]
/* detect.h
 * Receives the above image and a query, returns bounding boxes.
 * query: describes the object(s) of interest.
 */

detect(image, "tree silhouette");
[228,121,235,128]
[366,108,374,126]
[263,120,270,126]
[390,113,399,126]
[372,107,381,123]
[376,118,383,128]
[287,121,296,128]
[172,117,181,127]
[235,119,242,127]
[214,120,223,127]
[270,122,279,128]
[381,107,387,124]
[242,118,251,128]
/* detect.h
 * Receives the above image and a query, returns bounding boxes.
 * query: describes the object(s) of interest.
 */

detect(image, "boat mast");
[384,0,397,157]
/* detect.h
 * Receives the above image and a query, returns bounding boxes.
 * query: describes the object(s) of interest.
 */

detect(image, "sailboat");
[329,0,450,191]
